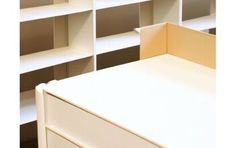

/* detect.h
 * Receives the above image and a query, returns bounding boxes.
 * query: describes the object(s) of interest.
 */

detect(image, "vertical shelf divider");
[53,0,69,80]
[67,0,95,76]
[153,0,182,24]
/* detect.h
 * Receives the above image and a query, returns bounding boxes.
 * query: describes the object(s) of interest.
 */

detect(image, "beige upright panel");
[36,84,47,148]
[167,23,216,68]
[68,12,94,52]
[53,0,95,77]
[153,0,182,24]
[53,0,68,80]
[67,10,95,76]
[140,23,167,59]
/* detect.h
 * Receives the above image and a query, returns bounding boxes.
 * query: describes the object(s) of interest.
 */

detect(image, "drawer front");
[47,129,81,148]
[45,93,159,148]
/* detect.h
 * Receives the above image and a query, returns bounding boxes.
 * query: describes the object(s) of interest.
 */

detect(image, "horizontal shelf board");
[96,31,140,55]
[20,90,36,125]
[20,3,92,22]
[96,0,151,10]
[134,27,141,33]
[20,47,93,74]
[183,14,216,31]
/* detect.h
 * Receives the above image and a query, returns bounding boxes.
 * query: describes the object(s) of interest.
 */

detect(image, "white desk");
[41,54,215,148]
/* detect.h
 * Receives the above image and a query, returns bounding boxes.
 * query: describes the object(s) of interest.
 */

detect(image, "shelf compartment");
[20,90,36,125]
[96,31,140,55]
[20,47,93,74]
[96,0,151,10]
[182,14,216,31]
[20,3,92,22]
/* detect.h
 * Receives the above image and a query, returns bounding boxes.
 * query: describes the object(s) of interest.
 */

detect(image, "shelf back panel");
[21,0,53,8]
[183,0,211,20]
[96,4,139,37]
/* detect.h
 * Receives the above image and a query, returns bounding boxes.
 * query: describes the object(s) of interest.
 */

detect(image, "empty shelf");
[20,47,93,74]
[183,14,216,31]
[96,0,151,10]
[20,3,92,22]
[96,31,140,55]
[20,90,36,125]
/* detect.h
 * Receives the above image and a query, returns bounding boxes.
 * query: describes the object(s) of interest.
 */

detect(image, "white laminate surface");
[20,47,92,74]
[95,0,151,10]
[96,31,140,55]
[183,14,216,31]
[45,54,215,148]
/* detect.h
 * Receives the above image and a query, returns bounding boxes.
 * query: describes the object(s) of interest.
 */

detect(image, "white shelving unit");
[20,0,95,126]
[20,0,216,141]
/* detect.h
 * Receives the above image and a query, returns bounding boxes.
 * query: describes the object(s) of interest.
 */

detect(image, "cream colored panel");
[153,0,182,24]
[140,23,167,59]
[53,0,68,79]
[45,94,159,148]
[68,12,94,53]
[52,21,68,82]
[167,23,216,68]
[36,84,47,148]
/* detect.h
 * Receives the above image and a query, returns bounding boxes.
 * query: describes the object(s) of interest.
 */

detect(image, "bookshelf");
[20,0,216,144]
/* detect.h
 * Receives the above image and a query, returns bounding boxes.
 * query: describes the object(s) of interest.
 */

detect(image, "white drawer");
[47,129,81,148]
[44,93,159,148]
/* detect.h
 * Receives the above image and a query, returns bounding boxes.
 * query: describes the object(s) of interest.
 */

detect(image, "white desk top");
[45,54,215,148]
